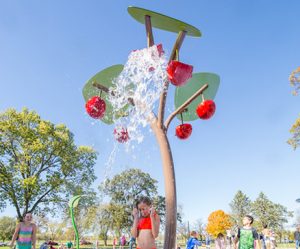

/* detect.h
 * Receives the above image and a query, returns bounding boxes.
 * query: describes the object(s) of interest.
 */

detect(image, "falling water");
[103,141,119,179]
[102,45,167,174]
[109,44,168,144]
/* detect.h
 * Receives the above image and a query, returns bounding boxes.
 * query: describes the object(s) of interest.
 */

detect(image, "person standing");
[226,230,232,249]
[131,196,160,249]
[215,233,226,249]
[234,215,261,249]
[120,235,126,249]
[186,231,202,249]
[294,227,300,249]
[9,213,37,249]
[269,230,276,249]
[129,237,136,249]
[205,234,211,249]
[112,237,118,249]
[262,225,271,249]
[66,241,73,249]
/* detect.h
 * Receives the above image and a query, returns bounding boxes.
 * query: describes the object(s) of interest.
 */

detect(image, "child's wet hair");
[136,196,152,207]
[217,233,224,238]
[245,215,254,224]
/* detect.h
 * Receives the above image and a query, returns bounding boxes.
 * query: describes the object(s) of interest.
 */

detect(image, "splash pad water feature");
[82,6,220,249]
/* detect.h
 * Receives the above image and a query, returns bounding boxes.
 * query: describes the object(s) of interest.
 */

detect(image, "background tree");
[45,221,65,241]
[206,210,233,238]
[194,218,205,240]
[252,192,293,233]
[62,227,75,241]
[35,215,52,241]
[289,67,300,96]
[0,108,97,220]
[0,216,15,241]
[229,190,252,226]
[288,67,300,149]
[295,209,300,226]
[177,221,190,242]
[288,117,300,150]
[100,168,158,235]
[99,168,171,235]
[101,168,158,205]
[90,204,113,246]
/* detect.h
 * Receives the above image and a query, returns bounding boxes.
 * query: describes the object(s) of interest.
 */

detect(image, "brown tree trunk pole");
[150,121,177,249]
[144,18,187,248]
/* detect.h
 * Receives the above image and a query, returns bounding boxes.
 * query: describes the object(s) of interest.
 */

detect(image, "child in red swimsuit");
[131,196,160,249]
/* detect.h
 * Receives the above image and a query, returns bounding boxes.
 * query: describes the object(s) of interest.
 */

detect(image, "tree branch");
[34,149,58,176]
[0,184,9,192]
[145,15,154,47]
[9,139,19,164]
[28,186,58,213]
[7,182,22,218]
[164,83,208,130]
[158,31,187,128]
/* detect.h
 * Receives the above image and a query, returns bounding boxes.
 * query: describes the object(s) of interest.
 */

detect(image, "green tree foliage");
[92,204,112,246]
[99,168,167,235]
[193,219,205,240]
[177,221,190,242]
[251,192,293,231]
[69,203,113,243]
[289,67,300,96]
[288,116,300,150]
[0,216,15,241]
[229,190,252,226]
[288,67,300,149]
[101,168,158,205]
[0,108,97,220]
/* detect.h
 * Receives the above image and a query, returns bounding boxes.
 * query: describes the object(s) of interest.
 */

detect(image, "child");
[234,215,261,249]
[131,196,160,249]
[215,233,226,249]
[186,231,202,249]
[9,212,37,249]
[262,224,271,249]
[113,237,117,249]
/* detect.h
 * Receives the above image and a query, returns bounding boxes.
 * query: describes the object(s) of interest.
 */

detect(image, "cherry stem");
[201,94,205,102]
[164,83,209,130]
[175,49,179,61]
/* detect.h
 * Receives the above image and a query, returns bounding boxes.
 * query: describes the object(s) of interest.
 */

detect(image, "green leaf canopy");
[0,108,97,220]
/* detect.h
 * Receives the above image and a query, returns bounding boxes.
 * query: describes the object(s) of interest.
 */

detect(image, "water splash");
[103,141,119,179]
[109,44,168,145]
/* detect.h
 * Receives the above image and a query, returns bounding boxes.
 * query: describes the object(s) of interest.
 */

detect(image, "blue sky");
[0,0,300,226]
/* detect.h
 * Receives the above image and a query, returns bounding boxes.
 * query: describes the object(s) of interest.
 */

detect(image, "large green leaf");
[128,6,201,37]
[82,65,128,125]
[68,195,82,208]
[174,72,220,121]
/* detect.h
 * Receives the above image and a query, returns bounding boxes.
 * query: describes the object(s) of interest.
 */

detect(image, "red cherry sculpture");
[196,100,216,120]
[175,123,192,140]
[156,44,164,57]
[85,96,106,119]
[114,127,129,143]
[167,60,193,86]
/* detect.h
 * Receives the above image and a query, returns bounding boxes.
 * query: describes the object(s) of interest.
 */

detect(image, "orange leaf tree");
[206,210,233,238]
